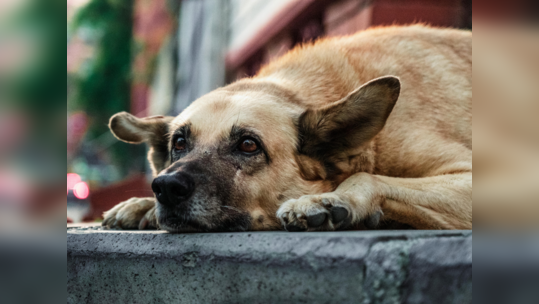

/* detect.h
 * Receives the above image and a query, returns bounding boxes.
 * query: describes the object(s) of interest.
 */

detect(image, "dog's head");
[109,76,400,232]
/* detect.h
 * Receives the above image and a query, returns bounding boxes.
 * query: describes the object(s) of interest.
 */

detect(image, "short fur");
[103,25,472,232]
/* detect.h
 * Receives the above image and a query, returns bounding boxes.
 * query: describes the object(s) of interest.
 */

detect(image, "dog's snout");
[152,173,195,206]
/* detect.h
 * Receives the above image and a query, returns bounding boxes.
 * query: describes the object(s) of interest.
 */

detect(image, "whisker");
[220,205,243,213]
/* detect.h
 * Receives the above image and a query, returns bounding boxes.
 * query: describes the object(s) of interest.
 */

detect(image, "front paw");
[102,197,158,230]
[276,193,382,232]
[276,193,350,231]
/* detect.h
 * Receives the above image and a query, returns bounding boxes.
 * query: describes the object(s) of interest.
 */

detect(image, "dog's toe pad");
[331,207,349,223]
[307,213,327,227]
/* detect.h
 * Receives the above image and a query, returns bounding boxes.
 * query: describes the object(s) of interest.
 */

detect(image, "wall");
[225,0,471,82]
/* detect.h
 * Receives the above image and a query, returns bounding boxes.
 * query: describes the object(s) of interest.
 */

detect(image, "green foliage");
[2,0,65,115]
[71,0,145,175]
[0,0,67,182]
[71,0,134,139]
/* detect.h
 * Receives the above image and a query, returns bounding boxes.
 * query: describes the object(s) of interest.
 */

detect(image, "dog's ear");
[109,112,174,176]
[298,76,400,164]
[109,112,173,144]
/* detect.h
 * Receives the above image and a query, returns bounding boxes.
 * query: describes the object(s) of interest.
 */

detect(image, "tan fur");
[103,25,472,231]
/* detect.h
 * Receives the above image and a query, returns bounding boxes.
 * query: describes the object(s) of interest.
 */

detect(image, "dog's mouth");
[156,204,252,233]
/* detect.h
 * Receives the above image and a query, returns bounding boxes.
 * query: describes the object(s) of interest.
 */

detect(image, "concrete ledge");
[67,224,472,304]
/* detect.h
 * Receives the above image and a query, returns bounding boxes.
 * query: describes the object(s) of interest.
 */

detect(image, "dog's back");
[259,25,472,178]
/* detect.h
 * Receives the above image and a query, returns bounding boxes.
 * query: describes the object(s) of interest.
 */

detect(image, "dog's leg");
[277,172,472,231]
[374,173,472,229]
[102,197,158,230]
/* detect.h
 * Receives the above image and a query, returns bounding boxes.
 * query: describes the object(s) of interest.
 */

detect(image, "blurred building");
[140,0,472,117]
[107,0,474,118]
[227,0,471,81]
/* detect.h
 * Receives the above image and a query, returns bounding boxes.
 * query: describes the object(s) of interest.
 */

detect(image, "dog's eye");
[238,138,258,153]
[174,137,187,151]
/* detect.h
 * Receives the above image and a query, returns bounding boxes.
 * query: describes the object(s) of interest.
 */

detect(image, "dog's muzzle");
[151,173,195,207]
[150,163,251,232]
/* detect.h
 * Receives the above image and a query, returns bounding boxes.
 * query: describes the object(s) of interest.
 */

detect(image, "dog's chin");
[157,217,209,233]
[156,209,206,233]
[156,205,252,233]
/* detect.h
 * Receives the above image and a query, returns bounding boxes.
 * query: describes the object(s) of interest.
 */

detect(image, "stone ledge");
[67,224,472,304]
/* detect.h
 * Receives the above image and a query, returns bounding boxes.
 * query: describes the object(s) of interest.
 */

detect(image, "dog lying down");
[102,25,472,232]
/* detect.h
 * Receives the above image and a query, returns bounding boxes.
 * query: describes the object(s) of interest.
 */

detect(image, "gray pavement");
[67,224,472,304]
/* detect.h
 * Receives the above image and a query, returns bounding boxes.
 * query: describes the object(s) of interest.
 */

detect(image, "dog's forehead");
[170,89,302,148]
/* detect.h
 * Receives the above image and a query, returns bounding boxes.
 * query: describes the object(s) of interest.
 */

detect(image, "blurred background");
[0,0,64,229]
[63,0,472,224]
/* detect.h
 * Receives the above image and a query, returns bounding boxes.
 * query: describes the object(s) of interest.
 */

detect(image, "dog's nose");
[152,173,195,206]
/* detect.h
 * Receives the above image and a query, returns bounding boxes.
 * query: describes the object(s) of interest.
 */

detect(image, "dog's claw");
[364,210,382,229]
[101,218,110,228]
[286,223,306,232]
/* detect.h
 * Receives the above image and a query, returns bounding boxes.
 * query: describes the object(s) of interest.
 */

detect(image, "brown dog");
[102,25,472,232]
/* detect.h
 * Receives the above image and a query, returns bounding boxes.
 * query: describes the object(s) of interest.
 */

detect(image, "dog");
[102,25,472,232]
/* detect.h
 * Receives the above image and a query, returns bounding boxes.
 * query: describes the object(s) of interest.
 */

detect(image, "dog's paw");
[277,193,350,231]
[102,197,158,230]
[276,193,382,232]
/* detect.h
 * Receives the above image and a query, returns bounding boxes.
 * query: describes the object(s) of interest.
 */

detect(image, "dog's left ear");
[298,76,400,163]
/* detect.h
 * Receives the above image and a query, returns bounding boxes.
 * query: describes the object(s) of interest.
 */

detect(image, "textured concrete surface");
[67,224,472,304]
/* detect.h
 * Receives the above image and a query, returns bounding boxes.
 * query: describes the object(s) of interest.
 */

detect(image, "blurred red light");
[73,182,89,199]
[67,173,81,190]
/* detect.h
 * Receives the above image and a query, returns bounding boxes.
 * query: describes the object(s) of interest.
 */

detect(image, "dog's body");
[103,25,472,232]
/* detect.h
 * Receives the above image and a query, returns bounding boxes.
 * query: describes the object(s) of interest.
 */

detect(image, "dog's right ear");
[109,112,174,176]
[109,112,173,144]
